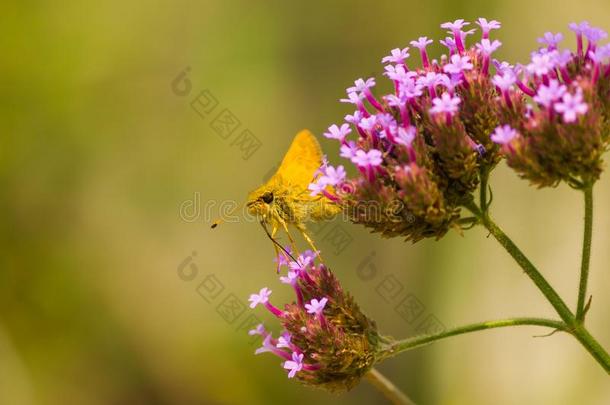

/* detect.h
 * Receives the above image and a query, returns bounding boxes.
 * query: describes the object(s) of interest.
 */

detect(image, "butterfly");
[213,129,340,260]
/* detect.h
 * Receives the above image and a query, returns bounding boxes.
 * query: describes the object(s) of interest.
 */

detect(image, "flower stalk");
[463,199,610,373]
[576,185,593,322]
[365,368,416,405]
[378,318,566,360]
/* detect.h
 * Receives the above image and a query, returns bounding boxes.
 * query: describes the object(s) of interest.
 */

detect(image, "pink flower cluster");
[248,249,379,388]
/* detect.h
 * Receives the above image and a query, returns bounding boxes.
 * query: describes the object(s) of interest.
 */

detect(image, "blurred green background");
[2,0,610,404]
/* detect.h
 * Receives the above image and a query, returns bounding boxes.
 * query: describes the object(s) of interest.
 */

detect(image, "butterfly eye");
[261,192,274,204]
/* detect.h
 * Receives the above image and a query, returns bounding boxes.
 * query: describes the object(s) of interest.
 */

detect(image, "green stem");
[378,318,565,359]
[365,367,417,405]
[464,201,573,323]
[576,186,593,322]
[464,200,610,373]
[479,167,489,214]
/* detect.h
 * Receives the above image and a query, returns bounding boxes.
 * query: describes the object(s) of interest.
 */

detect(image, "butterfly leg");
[296,224,324,263]
[270,225,282,273]
[278,219,298,254]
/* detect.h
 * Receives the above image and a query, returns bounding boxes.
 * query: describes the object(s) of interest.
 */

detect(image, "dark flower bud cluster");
[491,22,610,188]
[310,19,610,242]
[248,249,381,392]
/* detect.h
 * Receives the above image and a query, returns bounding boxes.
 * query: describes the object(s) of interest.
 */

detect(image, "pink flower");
[248,323,266,336]
[324,123,351,142]
[538,32,563,49]
[305,297,328,316]
[351,149,383,167]
[382,47,410,64]
[443,54,473,74]
[276,332,292,349]
[249,287,271,308]
[283,352,304,378]
[476,39,502,55]
[527,52,556,76]
[490,125,518,145]
[429,93,461,116]
[394,126,416,147]
[280,270,299,285]
[533,79,567,108]
[492,72,516,91]
[476,18,501,39]
[441,19,470,32]
[347,77,376,94]
[340,141,358,160]
[554,90,588,123]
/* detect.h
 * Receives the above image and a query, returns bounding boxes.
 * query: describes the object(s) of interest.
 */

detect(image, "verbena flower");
[248,248,381,392]
[496,21,610,188]
[311,19,610,243]
[312,18,512,242]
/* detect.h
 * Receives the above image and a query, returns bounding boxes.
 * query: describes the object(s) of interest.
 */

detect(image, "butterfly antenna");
[259,221,297,263]
[211,201,246,229]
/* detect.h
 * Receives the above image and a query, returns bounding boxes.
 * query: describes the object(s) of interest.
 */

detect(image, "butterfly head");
[247,186,276,219]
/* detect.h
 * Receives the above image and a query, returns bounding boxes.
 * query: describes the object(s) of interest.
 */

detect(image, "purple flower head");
[254,334,274,355]
[492,71,516,91]
[460,29,477,41]
[382,47,411,64]
[358,115,378,132]
[280,270,299,285]
[554,89,588,123]
[376,112,396,128]
[441,19,470,32]
[440,36,457,53]
[569,21,591,35]
[476,39,502,55]
[347,77,376,94]
[417,71,442,88]
[443,54,473,74]
[394,126,417,147]
[493,59,514,72]
[340,141,358,160]
[437,73,463,91]
[410,36,433,50]
[410,37,433,68]
[305,297,328,316]
[384,64,416,82]
[533,79,567,108]
[320,165,346,187]
[584,26,608,43]
[538,32,564,49]
[248,323,266,336]
[345,110,364,126]
[351,149,383,168]
[429,92,461,116]
[277,332,292,349]
[308,180,326,197]
[490,125,518,145]
[553,49,573,67]
[340,91,365,105]
[289,251,315,272]
[589,46,610,63]
[283,352,304,378]
[527,52,556,76]
[274,247,292,272]
[249,287,272,309]
[324,123,351,142]
[476,18,501,38]
[248,246,381,389]
[399,79,424,98]
[384,94,404,107]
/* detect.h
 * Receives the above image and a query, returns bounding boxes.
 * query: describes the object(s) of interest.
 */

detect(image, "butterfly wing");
[270,129,323,190]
